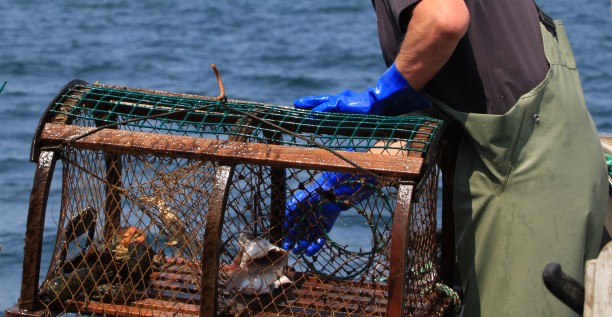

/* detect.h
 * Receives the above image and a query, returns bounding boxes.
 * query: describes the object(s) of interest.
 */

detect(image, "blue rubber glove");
[294,63,430,116]
[283,170,376,256]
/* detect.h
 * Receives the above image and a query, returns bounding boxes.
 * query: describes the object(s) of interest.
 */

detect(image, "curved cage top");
[46,84,443,154]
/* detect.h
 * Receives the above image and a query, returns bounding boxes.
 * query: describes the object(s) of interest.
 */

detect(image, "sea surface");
[0,0,610,313]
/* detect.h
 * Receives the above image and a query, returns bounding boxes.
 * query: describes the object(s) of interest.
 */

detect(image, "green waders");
[432,22,607,316]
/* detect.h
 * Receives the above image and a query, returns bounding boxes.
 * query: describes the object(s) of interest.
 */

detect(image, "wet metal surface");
[40,123,425,179]
[387,184,414,317]
[18,151,58,311]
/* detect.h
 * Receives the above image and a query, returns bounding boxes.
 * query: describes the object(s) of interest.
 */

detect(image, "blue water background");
[0,0,610,313]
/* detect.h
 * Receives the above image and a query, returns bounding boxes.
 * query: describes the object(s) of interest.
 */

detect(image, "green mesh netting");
[47,84,443,154]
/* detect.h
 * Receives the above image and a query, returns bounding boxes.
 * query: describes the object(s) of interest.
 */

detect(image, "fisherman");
[283,0,608,316]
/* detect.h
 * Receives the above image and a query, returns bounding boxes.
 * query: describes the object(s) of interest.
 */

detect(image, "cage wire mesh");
[31,83,449,316]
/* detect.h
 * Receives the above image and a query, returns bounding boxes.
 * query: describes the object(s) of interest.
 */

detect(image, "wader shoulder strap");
[534,1,557,37]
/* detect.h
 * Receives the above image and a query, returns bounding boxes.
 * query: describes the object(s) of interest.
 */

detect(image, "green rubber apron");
[431,22,607,316]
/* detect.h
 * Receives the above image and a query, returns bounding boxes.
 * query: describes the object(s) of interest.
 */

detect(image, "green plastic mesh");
[47,84,442,154]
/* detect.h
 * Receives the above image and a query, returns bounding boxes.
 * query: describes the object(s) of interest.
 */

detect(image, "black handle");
[542,262,584,314]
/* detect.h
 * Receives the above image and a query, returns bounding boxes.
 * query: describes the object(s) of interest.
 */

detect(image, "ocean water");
[0,0,610,313]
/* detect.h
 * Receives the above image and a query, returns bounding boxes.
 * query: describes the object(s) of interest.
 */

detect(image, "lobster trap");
[7,79,458,317]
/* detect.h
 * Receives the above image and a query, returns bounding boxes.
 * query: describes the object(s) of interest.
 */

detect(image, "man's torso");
[372,0,549,114]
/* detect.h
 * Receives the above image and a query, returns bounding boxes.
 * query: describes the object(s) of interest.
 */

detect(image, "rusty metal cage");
[6,80,458,317]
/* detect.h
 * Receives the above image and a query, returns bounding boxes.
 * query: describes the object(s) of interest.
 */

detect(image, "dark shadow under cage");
[6,80,458,317]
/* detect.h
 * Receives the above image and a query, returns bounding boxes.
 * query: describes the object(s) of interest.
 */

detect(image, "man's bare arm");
[395,0,470,90]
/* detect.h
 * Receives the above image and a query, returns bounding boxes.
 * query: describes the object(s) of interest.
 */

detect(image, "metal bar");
[387,184,414,317]
[103,153,122,242]
[200,118,253,316]
[40,123,424,179]
[30,79,88,162]
[18,151,58,311]
[263,128,286,245]
[268,166,286,245]
[200,165,234,316]
[96,112,124,242]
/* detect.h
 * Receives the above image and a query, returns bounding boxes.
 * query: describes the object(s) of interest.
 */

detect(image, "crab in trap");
[42,224,164,304]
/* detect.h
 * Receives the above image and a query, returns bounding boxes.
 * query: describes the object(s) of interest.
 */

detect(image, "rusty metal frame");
[201,164,235,315]
[8,81,458,317]
[30,79,89,163]
[39,123,424,179]
[386,184,415,317]
[16,151,58,313]
[12,79,90,316]
[34,122,432,317]
[201,115,263,316]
